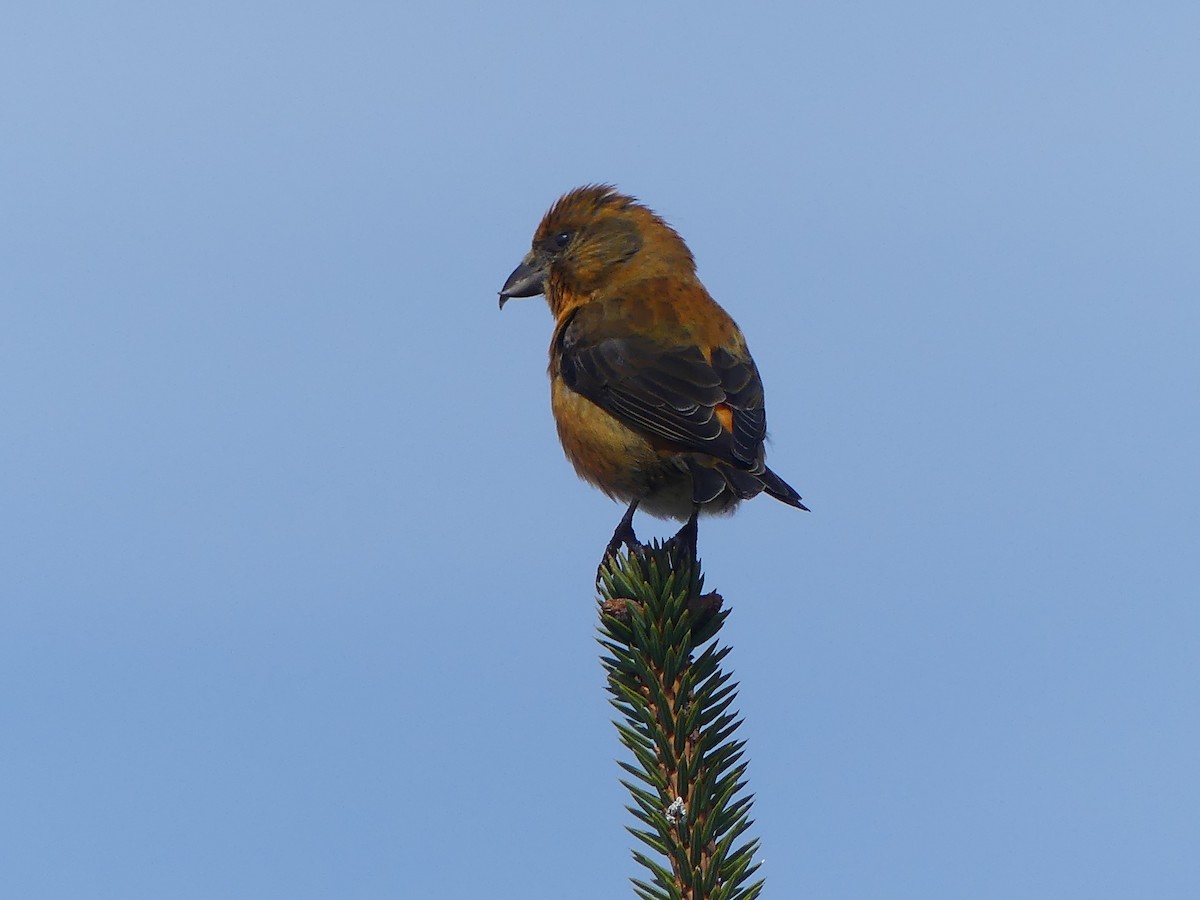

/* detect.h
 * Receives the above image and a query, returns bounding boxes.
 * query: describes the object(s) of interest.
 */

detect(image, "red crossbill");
[499,185,806,559]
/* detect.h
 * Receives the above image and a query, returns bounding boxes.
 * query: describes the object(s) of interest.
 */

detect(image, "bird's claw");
[598,502,642,581]
[665,506,700,565]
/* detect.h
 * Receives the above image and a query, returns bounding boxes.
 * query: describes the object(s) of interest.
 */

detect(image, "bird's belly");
[550,378,696,519]
[551,379,652,496]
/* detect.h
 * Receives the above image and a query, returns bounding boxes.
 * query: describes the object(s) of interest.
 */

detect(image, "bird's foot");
[598,501,642,581]
[665,505,700,565]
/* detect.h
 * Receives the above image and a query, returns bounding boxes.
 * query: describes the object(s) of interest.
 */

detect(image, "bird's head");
[498,185,693,313]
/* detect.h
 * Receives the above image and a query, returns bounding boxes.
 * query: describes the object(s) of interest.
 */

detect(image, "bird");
[498,185,806,565]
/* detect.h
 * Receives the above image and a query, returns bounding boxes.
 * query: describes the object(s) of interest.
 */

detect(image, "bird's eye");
[553,230,573,249]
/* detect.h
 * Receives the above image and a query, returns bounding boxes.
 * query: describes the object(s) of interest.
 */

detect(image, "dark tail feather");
[715,462,810,512]
[723,465,766,500]
[758,466,809,511]
[690,462,728,505]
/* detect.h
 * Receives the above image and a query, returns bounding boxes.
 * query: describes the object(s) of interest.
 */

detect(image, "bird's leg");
[667,504,700,565]
[599,500,641,576]
[610,499,641,552]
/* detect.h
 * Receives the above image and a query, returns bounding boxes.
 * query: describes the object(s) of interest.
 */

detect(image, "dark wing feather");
[710,346,766,469]
[558,318,767,471]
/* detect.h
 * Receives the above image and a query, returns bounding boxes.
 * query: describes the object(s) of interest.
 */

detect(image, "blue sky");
[3,3,1198,897]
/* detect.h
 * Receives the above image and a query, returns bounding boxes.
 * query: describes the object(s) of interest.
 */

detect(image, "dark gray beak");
[498,256,547,309]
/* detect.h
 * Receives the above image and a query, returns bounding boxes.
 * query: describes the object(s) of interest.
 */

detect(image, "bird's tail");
[701,460,809,512]
[758,466,809,511]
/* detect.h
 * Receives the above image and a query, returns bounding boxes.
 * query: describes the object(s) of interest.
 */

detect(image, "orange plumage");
[499,185,806,552]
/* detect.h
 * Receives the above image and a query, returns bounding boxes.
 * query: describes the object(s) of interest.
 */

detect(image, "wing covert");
[557,314,767,471]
